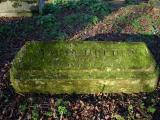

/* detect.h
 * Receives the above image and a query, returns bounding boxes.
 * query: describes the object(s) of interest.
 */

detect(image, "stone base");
[0,12,33,17]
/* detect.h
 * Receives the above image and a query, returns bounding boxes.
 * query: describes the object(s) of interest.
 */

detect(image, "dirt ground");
[0,1,160,120]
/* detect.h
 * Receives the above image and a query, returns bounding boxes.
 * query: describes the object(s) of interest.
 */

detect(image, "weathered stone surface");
[0,0,37,17]
[10,41,158,94]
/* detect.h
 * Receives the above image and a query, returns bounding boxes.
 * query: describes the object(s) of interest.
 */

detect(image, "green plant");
[32,105,39,120]
[58,105,67,120]
[65,0,78,9]
[58,106,67,115]
[153,18,160,35]
[131,14,155,35]
[39,0,112,39]
[128,105,133,113]
[88,15,99,25]
[131,19,141,30]
[45,111,53,117]
[148,0,160,6]
[37,15,64,39]
[37,15,57,28]
[127,104,135,119]
[19,103,27,113]
[112,114,125,120]
[113,15,128,33]
[83,14,99,26]
[64,13,99,28]
[140,103,145,109]
[56,99,68,120]
[55,32,68,40]
[89,2,111,17]
[64,14,80,26]
[19,24,34,35]
[43,3,61,15]
[0,25,11,37]
[147,106,156,114]
[77,0,98,7]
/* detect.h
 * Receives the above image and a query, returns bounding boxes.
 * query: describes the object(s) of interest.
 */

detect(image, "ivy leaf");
[147,106,156,113]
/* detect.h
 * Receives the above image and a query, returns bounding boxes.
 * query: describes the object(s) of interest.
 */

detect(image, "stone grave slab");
[0,0,38,17]
[10,41,158,94]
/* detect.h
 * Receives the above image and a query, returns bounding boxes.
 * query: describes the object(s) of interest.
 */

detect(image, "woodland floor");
[0,0,160,120]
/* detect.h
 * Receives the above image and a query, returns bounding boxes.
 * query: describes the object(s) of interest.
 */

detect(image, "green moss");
[10,41,158,94]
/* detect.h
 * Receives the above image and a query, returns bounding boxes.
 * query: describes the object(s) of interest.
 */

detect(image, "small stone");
[26,113,31,120]
[143,96,147,100]
[135,113,141,119]
[1,69,5,73]
[105,115,110,120]
[76,115,79,119]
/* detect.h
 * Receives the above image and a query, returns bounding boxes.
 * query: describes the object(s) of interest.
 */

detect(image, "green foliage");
[58,106,67,115]
[113,15,128,33]
[154,18,160,26]
[39,0,111,39]
[89,15,99,25]
[131,14,156,35]
[32,105,39,120]
[112,4,160,36]
[148,0,160,6]
[131,18,141,30]
[42,3,62,15]
[0,25,11,38]
[89,1,111,17]
[56,99,68,117]
[112,114,125,120]
[37,15,57,28]
[147,106,156,113]
[64,14,99,27]
[140,103,145,109]
[128,105,134,113]
[127,104,135,119]
[19,103,27,113]
[43,0,111,18]
[45,111,53,117]
[64,14,84,26]
[37,15,67,39]
[56,99,63,106]
[153,18,160,36]
[0,25,10,34]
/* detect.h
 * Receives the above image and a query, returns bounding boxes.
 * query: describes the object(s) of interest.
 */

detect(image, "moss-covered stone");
[10,41,158,94]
